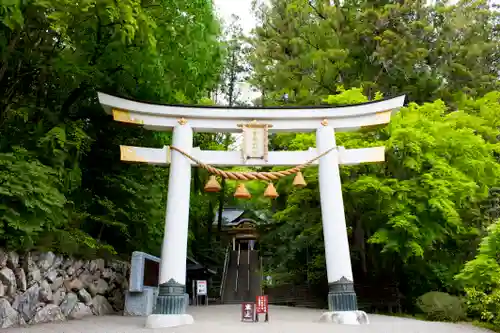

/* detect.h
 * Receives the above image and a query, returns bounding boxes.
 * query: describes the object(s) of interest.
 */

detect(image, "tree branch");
[0,30,21,84]
[308,1,328,20]
[61,83,91,114]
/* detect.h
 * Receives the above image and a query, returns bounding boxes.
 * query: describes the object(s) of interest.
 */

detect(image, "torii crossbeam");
[98,92,406,328]
[119,145,386,167]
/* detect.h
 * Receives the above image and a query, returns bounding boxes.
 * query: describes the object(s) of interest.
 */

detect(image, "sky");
[212,0,259,149]
[213,0,258,35]
[213,0,261,105]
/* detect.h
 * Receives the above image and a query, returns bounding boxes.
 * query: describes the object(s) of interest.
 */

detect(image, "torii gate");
[98,93,405,328]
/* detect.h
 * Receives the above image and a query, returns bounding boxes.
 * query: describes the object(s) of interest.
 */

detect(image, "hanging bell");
[204,175,222,193]
[293,171,307,188]
[234,183,251,199]
[264,182,279,199]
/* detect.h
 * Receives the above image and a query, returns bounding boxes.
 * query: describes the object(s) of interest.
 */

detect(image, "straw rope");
[169,146,336,181]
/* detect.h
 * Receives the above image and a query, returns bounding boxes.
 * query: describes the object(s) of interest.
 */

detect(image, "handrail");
[220,245,230,299]
[247,249,250,291]
[235,245,241,293]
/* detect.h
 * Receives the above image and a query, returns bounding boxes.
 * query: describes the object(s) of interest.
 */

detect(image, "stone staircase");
[221,250,261,304]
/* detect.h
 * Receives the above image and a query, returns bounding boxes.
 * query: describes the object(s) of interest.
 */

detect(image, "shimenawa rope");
[168,146,336,182]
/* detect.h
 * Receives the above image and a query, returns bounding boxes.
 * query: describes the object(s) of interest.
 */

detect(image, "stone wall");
[0,250,129,328]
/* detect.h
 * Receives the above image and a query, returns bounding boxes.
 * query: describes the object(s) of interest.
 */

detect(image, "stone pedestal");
[145,278,193,328]
[124,287,158,316]
[145,314,194,329]
[153,279,188,315]
[328,277,357,311]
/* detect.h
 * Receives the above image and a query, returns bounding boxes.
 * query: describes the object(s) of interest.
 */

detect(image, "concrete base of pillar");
[152,280,188,315]
[318,311,369,325]
[145,314,194,328]
[327,277,358,312]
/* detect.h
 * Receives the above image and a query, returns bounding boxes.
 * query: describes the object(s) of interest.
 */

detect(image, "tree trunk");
[228,50,236,106]
[216,178,226,240]
[0,30,21,84]
[216,134,231,240]
[354,217,367,276]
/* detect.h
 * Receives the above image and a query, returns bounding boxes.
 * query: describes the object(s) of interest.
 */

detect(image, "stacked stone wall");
[0,250,129,328]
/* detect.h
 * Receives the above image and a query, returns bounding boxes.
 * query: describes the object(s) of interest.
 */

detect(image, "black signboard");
[143,258,159,287]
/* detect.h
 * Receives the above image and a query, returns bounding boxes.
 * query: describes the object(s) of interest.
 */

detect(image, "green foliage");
[250,0,500,304]
[0,0,225,257]
[368,98,500,258]
[416,291,466,322]
[213,14,251,106]
[456,220,500,290]
[261,88,500,310]
[249,0,500,104]
[1,0,500,323]
[464,288,500,326]
[0,148,67,248]
[456,220,500,327]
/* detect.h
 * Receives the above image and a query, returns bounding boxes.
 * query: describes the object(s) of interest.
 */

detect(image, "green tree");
[456,219,500,327]
[261,88,500,308]
[0,0,225,257]
[249,0,500,311]
[249,0,500,104]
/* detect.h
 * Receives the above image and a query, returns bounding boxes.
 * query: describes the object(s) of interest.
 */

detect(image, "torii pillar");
[98,93,405,328]
[317,123,360,322]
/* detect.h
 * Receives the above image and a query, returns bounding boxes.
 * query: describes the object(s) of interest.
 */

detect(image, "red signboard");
[241,302,255,322]
[256,295,268,314]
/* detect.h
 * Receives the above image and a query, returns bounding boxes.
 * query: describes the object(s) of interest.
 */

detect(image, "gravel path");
[3,305,492,333]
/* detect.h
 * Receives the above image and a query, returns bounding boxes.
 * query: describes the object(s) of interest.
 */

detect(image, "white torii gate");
[98,92,405,328]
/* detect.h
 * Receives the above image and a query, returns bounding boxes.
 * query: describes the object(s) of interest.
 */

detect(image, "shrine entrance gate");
[98,93,405,328]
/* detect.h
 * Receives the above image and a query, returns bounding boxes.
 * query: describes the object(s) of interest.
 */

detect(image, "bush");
[417,291,466,322]
[464,287,500,327]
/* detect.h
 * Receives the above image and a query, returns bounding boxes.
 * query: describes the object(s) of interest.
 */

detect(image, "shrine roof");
[187,256,216,275]
[213,207,269,226]
[213,207,244,225]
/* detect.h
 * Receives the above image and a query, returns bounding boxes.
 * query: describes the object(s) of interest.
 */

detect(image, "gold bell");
[234,183,251,199]
[293,171,307,188]
[264,183,279,199]
[204,175,222,192]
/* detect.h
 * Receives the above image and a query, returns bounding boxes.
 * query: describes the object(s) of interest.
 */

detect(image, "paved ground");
[3,305,492,333]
